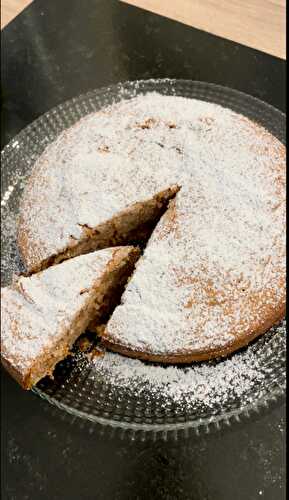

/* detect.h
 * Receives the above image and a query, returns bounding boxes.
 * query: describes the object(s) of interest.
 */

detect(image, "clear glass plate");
[1,80,286,439]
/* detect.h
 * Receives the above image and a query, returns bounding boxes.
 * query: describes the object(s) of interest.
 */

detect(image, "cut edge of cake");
[18,185,180,274]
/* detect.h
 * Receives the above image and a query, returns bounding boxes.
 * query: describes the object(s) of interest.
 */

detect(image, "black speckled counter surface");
[1,1,286,498]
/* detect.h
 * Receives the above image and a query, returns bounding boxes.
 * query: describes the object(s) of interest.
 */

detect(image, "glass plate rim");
[1,78,286,159]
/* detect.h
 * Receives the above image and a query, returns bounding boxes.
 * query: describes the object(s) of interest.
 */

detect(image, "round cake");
[18,93,286,362]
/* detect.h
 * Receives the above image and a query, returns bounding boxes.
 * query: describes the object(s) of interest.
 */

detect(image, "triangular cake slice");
[1,247,139,389]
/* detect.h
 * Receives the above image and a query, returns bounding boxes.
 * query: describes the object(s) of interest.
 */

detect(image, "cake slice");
[1,246,139,389]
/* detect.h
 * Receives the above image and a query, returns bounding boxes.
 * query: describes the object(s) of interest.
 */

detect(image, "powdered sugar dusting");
[92,321,286,410]
[19,94,285,272]
[99,95,285,356]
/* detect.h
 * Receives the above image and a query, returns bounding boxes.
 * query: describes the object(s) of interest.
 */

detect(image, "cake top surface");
[19,93,285,271]
[1,248,124,375]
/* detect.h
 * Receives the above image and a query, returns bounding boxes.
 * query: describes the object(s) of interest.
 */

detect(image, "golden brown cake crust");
[102,301,285,363]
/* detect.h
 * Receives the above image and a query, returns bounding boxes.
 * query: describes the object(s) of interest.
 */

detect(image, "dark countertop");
[1,1,286,499]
